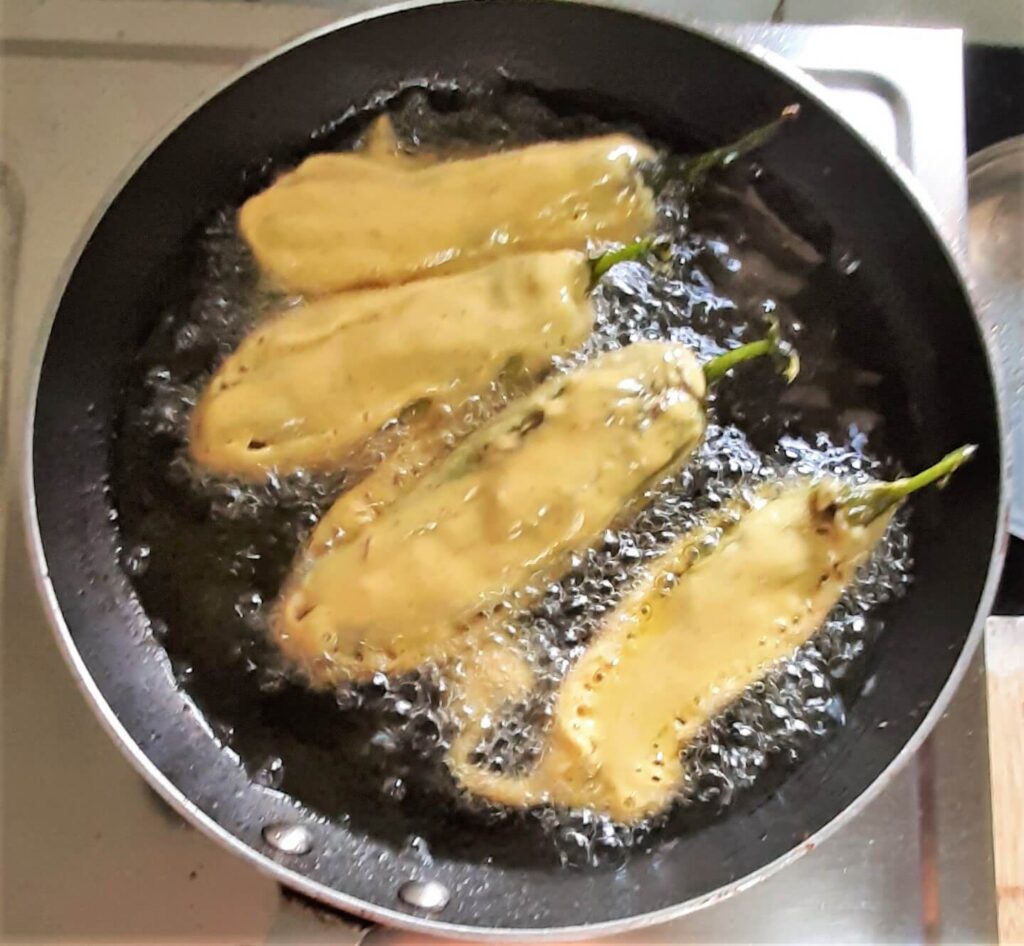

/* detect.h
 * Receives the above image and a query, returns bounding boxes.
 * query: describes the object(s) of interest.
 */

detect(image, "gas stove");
[0,6,1000,943]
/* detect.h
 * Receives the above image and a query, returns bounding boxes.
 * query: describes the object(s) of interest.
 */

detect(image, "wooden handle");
[986,616,1024,945]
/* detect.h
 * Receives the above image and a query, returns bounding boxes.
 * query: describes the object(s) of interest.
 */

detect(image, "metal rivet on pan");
[262,823,313,855]
[398,879,450,912]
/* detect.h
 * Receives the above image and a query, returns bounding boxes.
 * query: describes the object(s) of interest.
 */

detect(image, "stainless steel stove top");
[0,7,996,943]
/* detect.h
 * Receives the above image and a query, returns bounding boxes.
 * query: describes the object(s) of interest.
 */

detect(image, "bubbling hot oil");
[113,85,912,868]
[449,431,912,865]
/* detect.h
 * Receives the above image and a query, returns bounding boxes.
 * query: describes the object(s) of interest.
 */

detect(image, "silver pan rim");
[20,0,1011,939]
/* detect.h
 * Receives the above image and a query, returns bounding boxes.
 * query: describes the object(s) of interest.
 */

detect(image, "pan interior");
[113,80,916,868]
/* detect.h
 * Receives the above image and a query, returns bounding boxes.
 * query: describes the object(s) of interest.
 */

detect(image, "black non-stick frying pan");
[25,0,1009,938]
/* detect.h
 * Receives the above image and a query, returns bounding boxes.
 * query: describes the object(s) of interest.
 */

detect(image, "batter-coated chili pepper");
[240,133,656,296]
[190,251,594,478]
[275,328,794,685]
[190,239,664,480]
[448,445,974,822]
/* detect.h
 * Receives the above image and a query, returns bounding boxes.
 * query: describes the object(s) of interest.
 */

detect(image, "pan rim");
[20,0,1011,939]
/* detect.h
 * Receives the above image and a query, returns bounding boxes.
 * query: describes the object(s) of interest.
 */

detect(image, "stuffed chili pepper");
[275,328,795,685]
[239,107,797,296]
[448,445,975,822]
[189,250,594,478]
[240,132,656,296]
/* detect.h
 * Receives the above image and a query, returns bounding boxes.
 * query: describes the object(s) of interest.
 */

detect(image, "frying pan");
[24,0,1009,939]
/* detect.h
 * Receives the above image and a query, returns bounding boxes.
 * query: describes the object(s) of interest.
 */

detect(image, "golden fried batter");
[275,342,707,684]
[190,251,592,478]
[449,482,893,821]
[240,133,655,295]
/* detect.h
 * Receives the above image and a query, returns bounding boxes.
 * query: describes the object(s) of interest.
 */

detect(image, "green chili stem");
[682,103,800,189]
[702,337,773,383]
[588,237,657,287]
[702,318,800,385]
[591,107,800,283]
[842,444,978,525]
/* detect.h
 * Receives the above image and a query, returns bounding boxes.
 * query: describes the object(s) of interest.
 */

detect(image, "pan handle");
[263,892,513,946]
[264,889,373,945]
[264,890,585,945]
